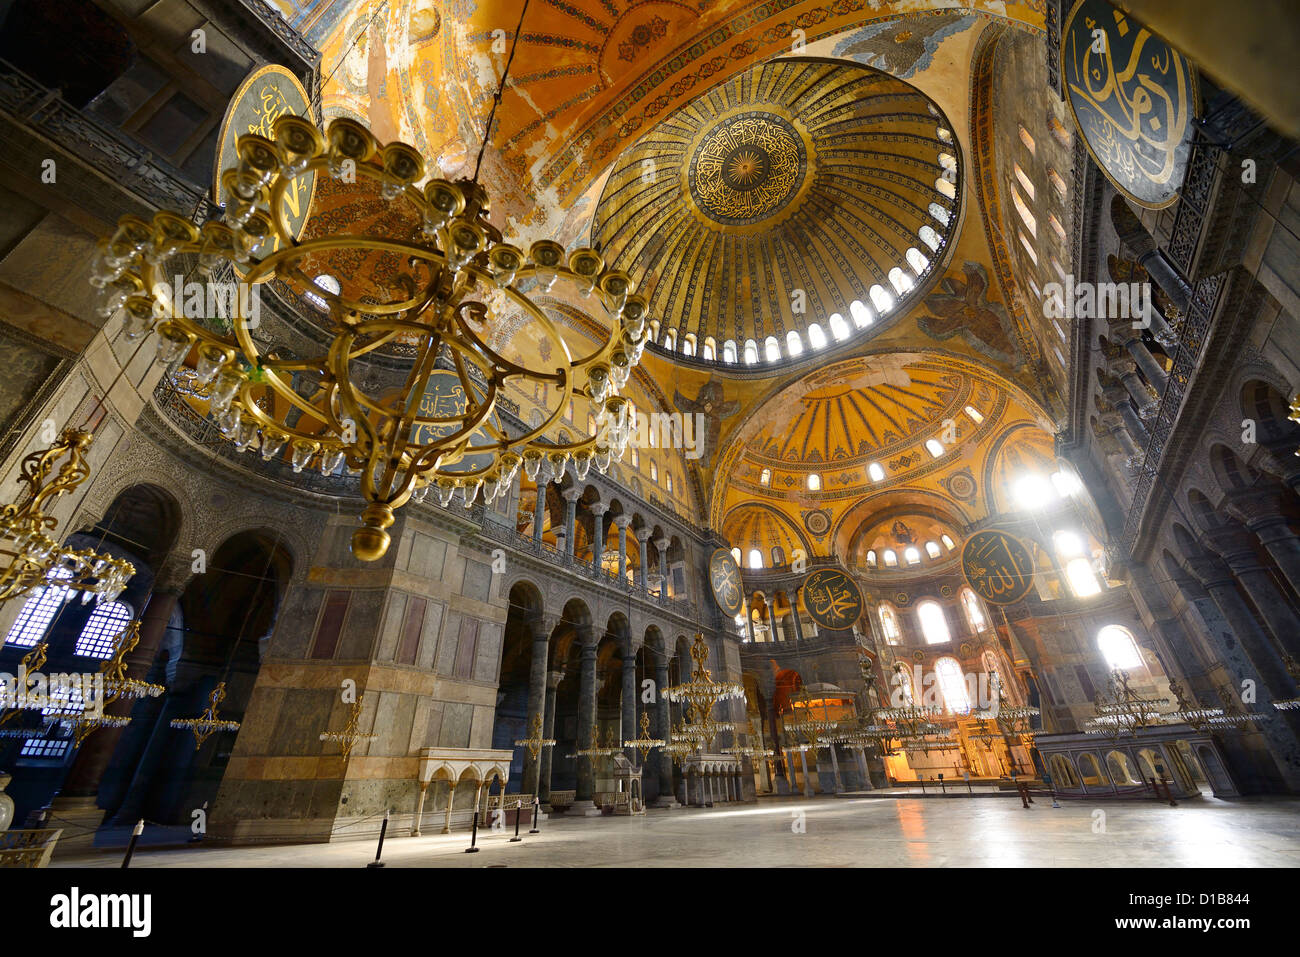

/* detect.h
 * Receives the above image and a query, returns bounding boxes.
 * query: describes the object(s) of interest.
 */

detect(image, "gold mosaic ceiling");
[590,58,958,359]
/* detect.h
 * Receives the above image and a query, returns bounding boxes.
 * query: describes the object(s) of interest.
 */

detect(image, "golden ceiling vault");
[591,58,959,356]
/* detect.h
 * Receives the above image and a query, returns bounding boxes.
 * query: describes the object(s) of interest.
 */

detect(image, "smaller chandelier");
[319,693,378,760]
[171,681,241,751]
[623,711,664,764]
[0,428,133,607]
[515,712,557,762]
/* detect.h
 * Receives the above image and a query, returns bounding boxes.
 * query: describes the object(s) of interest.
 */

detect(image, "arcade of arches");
[0,0,1298,869]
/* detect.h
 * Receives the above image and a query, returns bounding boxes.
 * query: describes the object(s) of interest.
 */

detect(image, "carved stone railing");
[1044,0,1064,98]
[0,58,217,219]
[1118,271,1226,555]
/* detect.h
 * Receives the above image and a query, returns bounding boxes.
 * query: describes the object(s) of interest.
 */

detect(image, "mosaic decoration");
[708,547,744,618]
[1061,0,1197,208]
[939,466,978,503]
[917,263,1021,367]
[962,529,1035,605]
[831,12,978,80]
[801,568,864,631]
[619,15,669,62]
[803,508,831,538]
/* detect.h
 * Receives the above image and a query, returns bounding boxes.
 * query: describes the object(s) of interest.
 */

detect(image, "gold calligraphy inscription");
[691,113,805,225]
[709,548,743,616]
[802,568,863,630]
[1062,0,1194,208]
[961,530,1035,605]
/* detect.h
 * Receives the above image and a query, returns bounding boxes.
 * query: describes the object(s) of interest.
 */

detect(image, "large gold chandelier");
[663,634,745,751]
[91,10,649,562]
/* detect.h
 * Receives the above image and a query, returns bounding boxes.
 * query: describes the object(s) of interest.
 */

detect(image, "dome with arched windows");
[591,58,958,368]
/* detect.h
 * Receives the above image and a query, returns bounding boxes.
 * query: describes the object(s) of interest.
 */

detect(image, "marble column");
[828,744,843,793]
[621,647,638,763]
[539,670,563,807]
[799,750,813,797]
[615,515,631,582]
[522,617,551,796]
[571,637,600,814]
[653,656,677,807]
[1203,526,1300,653]
[1185,554,1296,696]
[1115,361,1159,417]
[442,781,456,834]
[636,526,652,590]
[1121,334,1169,389]
[532,482,547,543]
[653,536,669,593]
[1136,248,1192,314]
[589,501,608,575]
[412,782,429,836]
[1102,412,1144,461]
[561,486,582,559]
[789,589,806,643]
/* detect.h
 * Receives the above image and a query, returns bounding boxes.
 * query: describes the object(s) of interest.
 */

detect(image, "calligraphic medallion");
[409,370,499,473]
[801,568,864,631]
[214,65,317,270]
[688,111,807,226]
[1061,0,1198,208]
[708,548,743,617]
[961,530,1035,605]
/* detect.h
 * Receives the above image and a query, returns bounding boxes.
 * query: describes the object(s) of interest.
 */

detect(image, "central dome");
[592,58,960,369]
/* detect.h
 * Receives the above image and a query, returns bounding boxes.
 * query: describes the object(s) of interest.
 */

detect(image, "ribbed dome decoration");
[591,58,959,368]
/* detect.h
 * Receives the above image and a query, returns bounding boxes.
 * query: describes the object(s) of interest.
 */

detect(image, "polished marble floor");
[55,795,1300,868]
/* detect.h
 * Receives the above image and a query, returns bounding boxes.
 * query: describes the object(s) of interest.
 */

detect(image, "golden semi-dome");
[592,58,959,367]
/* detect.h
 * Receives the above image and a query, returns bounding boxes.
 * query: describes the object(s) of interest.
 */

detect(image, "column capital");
[653,536,669,551]
[588,500,609,516]
[1183,553,1236,590]
[547,670,565,690]
[1199,524,1260,564]
[528,615,554,641]
[635,526,653,542]
[613,513,633,529]
[1223,488,1289,530]
[561,486,584,503]
[152,554,195,596]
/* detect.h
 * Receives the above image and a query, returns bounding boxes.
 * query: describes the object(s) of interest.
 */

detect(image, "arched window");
[828,313,850,340]
[649,460,658,481]
[918,225,942,252]
[630,446,639,468]
[731,547,742,566]
[702,337,716,360]
[807,324,827,349]
[878,604,900,642]
[888,267,914,296]
[849,300,872,328]
[1098,624,1143,670]
[747,549,763,570]
[1065,558,1102,597]
[925,541,941,559]
[925,438,944,458]
[664,329,677,351]
[928,202,950,226]
[941,534,956,550]
[759,468,771,486]
[890,663,914,704]
[869,284,893,314]
[786,330,804,355]
[807,473,821,491]
[764,336,781,362]
[935,175,956,199]
[934,656,970,714]
[964,404,984,424]
[771,546,785,566]
[682,333,696,356]
[904,547,920,565]
[866,549,877,567]
[868,462,885,482]
[75,600,132,658]
[665,472,673,493]
[905,247,930,275]
[743,339,759,365]
[723,340,737,364]
[883,549,898,567]
[960,588,987,632]
[1016,473,1053,508]
[1014,162,1036,200]
[917,600,951,644]
[649,319,661,341]
[5,568,73,647]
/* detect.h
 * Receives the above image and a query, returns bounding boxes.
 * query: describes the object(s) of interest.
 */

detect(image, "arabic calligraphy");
[409,372,497,472]
[961,530,1035,605]
[1062,0,1194,208]
[216,66,316,259]
[802,569,864,630]
[690,113,806,225]
[709,548,743,617]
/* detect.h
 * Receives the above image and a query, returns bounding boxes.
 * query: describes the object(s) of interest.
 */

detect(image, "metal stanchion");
[529,796,541,835]
[367,808,390,867]
[465,805,480,853]
[509,799,523,842]
[121,820,144,869]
